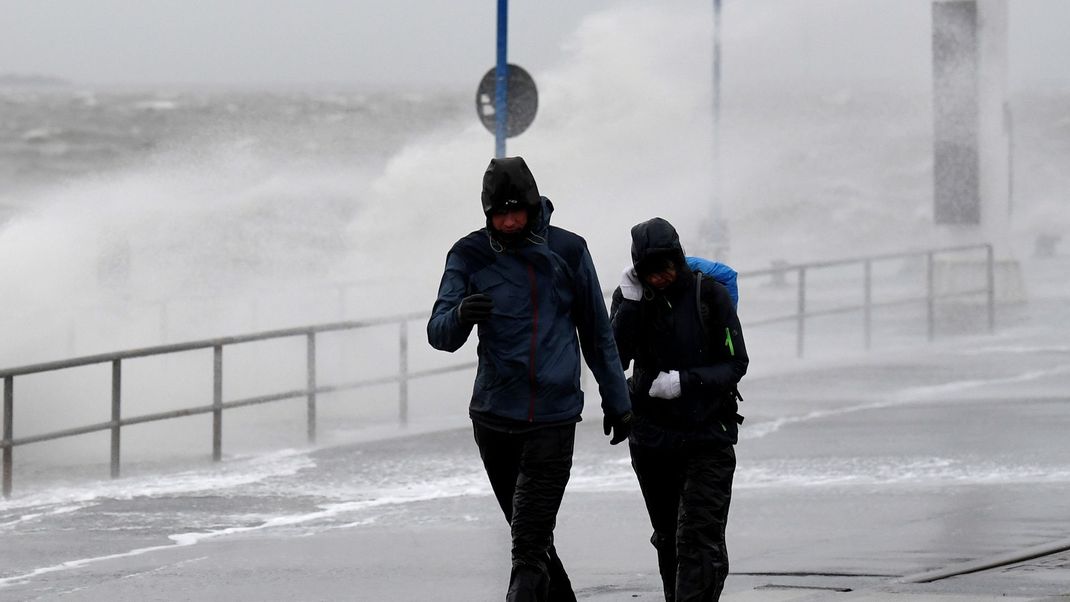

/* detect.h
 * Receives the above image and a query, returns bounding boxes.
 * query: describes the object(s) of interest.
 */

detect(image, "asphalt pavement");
[3,252,1070,600]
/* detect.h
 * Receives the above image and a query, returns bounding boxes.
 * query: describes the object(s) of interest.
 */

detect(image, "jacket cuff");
[678,369,692,395]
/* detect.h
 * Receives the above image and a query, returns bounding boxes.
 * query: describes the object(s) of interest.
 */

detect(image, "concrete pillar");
[932,0,1011,251]
[933,0,981,228]
[932,0,1022,302]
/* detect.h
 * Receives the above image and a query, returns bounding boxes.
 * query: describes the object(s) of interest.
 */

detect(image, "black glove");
[728,385,744,424]
[457,294,494,325]
[603,411,633,445]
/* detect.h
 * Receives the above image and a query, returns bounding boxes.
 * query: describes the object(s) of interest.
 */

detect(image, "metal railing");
[1,243,996,498]
[739,243,995,357]
[1,313,475,498]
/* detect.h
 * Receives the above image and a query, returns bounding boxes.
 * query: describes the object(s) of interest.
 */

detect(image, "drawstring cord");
[486,229,547,254]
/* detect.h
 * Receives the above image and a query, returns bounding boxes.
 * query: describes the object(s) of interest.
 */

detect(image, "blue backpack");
[685,256,738,309]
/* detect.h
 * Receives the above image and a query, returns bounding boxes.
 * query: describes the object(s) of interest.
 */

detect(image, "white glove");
[620,267,642,301]
[648,370,681,399]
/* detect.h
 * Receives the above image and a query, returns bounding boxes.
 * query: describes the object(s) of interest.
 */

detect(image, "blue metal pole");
[713,0,722,132]
[495,0,508,158]
[712,0,723,212]
[709,0,729,258]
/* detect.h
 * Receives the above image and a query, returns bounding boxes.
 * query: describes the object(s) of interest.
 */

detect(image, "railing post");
[3,376,12,498]
[926,251,935,341]
[399,321,409,426]
[110,360,121,479]
[307,332,317,444]
[213,345,223,462]
[985,244,995,333]
[796,266,807,358]
[863,259,873,350]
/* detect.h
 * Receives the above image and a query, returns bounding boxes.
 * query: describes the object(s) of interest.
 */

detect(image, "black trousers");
[630,442,736,602]
[473,421,577,602]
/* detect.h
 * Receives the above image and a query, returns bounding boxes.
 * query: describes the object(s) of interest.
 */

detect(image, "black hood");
[630,217,686,277]
[481,156,541,216]
[482,156,544,246]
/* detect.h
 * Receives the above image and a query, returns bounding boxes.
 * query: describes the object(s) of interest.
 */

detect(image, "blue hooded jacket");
[427,197,630,423]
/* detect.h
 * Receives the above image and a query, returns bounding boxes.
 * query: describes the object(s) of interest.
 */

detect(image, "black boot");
[651,532,677,602]
[506,564,549,602]
[547,548,577,602]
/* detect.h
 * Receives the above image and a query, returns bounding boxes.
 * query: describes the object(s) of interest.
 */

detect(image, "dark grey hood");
[629,217,686,276]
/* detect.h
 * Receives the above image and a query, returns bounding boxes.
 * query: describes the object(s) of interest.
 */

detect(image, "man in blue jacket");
[428,156,632,602]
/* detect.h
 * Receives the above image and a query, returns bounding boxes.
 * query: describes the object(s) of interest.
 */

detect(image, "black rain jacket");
[610,218,748,448]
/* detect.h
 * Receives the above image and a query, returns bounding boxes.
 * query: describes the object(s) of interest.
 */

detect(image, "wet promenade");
[2,253,1069,600]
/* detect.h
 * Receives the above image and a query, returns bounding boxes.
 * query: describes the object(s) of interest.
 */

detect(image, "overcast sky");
[0,0,1066,89]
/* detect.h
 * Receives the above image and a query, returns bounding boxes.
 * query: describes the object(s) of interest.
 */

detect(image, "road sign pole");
[495,0,508,158]
[712,0,722,176]
[710,0,728,258]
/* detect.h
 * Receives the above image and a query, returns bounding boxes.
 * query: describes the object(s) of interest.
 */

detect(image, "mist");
[0,0,1067,485]
[2,3,1070,599]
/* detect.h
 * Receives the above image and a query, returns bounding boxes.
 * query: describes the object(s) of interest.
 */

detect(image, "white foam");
[5,442,1067,589]
[0,470,494,588]
[741,364,1070,440]
[735,457,1070,490]
[894,365,1070,401]
[0,539,191,588]
[958,344,1070,355]
[0,448,316,514]
[132,99,179,111]
[568,471,640,494]
[0,504,87,530]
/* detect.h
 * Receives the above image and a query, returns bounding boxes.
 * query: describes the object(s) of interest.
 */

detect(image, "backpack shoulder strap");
[695,271,713,349]
[695,271,744,421]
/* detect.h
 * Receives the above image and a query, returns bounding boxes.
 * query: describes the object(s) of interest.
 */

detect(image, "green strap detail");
[724,327,735,356]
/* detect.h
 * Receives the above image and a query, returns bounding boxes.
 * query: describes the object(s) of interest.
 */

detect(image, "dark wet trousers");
[630,442,736,602]
[473,421,578,602]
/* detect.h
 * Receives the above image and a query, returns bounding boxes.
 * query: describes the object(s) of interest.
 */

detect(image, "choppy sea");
[0,86,467,198]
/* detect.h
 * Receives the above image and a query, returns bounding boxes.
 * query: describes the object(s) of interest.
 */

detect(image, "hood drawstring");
[525,232,547,246]
[488,230,548,254]
[486,201,550,254]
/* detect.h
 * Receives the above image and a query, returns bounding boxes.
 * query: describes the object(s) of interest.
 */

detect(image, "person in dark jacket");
[610,217,748,602]
[428,156,633,602]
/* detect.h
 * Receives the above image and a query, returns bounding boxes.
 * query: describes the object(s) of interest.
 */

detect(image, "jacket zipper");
[526,263,539,422]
